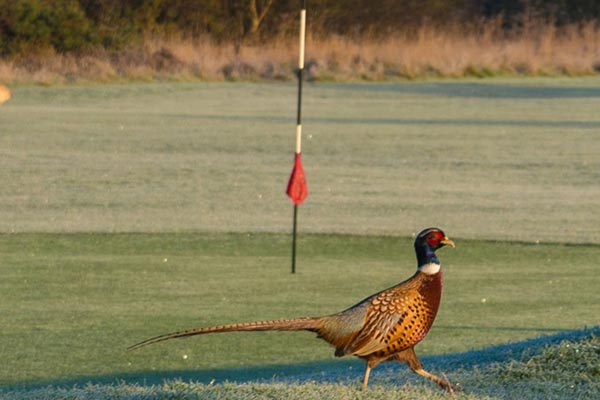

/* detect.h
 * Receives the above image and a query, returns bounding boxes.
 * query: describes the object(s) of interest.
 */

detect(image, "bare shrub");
[0,21,599,84]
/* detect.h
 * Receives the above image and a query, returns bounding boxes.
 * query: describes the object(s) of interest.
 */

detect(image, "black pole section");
[297,63,303,125]
[291,204,298,274]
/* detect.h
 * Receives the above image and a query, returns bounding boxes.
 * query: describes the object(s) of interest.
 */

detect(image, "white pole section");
[295,124,302,154]
[298,9,306,69]
[295,7,306,155]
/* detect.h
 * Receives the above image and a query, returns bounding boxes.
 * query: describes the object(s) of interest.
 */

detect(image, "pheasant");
[129,227,458,391]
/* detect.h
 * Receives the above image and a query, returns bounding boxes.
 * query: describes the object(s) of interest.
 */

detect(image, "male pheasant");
[129,227,458,391]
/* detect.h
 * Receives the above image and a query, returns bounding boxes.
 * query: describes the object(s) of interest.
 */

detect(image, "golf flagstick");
[286,0,308,274]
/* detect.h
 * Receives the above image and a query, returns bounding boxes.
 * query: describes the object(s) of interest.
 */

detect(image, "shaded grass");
[1,233,598,388]
[2,80,600,243]
[2,329,598,399]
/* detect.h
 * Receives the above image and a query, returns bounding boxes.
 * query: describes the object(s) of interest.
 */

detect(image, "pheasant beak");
[440,237,455,248]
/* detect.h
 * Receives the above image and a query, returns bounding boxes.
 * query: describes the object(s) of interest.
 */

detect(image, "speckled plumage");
[129,227,459,392]
[312,269,441,357]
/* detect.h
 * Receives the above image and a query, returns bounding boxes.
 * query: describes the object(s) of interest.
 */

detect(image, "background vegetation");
[1,1,600,83]
[2,0,600,52]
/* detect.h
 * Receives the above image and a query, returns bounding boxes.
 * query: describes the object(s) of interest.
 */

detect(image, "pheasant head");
[414,227,454,273]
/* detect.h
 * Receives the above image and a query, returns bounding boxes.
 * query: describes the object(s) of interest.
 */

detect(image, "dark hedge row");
[1,0,599,56]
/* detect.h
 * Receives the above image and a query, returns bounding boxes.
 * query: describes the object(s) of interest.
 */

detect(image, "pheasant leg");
[361,356,385,390]
[394,348,460,393]
[413,368,460,393]
[361,365,372,391]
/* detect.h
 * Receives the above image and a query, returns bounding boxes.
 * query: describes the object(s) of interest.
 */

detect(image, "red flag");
[286,153,308,205]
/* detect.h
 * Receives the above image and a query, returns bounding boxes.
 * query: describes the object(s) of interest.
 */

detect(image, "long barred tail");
[127,317,320,351]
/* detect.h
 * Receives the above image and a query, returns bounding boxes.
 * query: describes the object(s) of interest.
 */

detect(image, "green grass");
[1,233,598,390]
[4,328,600,400]
[1,79,599,398]
[1,79,600,242]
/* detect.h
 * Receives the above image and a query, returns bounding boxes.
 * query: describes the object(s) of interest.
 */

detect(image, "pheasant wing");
[343,284,426,357]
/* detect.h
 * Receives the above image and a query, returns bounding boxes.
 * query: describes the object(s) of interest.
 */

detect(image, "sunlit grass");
[1,80,599,399]
[1,233,598,388]
[2,81,600,243]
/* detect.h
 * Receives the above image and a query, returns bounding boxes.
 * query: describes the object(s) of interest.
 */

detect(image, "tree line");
[1,0,599,56]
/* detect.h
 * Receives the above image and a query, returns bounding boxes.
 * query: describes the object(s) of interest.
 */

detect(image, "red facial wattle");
[426,231,444,247]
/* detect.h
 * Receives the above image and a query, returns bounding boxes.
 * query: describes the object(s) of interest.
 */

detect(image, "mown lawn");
[6,330,597,399]
[1,233,598,388]
[1,79,599,398]
[1,79,600,242]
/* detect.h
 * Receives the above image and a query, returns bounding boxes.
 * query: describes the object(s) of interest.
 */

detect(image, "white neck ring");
[418,263,441,275]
